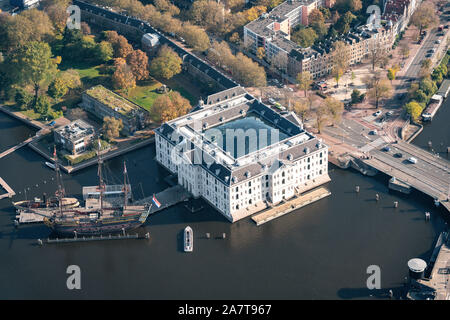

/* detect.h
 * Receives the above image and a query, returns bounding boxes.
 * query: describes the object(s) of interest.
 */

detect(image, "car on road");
[426,53,433,58]
[369,129,378,135]
[382,146,391,152]
[394,152,403,158]
[435,39,441,44]
[373,110,382,117]
[407,157,418,164]
[445,25,449,29]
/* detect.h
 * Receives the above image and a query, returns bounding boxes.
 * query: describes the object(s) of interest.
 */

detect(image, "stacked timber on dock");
[252,187,331,226]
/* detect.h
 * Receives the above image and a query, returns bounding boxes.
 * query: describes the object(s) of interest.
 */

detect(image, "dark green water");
[0,111,448,299]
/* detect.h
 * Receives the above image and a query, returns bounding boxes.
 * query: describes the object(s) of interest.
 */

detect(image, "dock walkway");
[0,128,47,160]
[251,187,331,226]
[0,177,15,200]
[412,233,450,300]
[134,184,191,214]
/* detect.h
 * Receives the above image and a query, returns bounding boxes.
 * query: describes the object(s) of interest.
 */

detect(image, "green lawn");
[122,79,163,112]
[59,60,111,88]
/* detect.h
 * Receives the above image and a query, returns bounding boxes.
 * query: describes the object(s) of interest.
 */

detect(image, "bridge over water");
[360,140,450,212]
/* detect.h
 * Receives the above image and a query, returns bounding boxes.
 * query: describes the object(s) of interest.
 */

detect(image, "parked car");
[435,39,441,44]
[426,53,433,58]
[373,110,382,117]
[394,152,403,158]
[268,98,276,105]
[407,157,418,164]
[386,111,394,116]
[382,146,391,152]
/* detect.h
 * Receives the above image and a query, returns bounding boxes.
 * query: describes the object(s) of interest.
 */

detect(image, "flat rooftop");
[84,85,141,118]
[55,119,94,141]
[203,112,290,159]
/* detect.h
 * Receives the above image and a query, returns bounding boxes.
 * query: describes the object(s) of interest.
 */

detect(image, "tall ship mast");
[28,138,154,237]
[12,146,79,212]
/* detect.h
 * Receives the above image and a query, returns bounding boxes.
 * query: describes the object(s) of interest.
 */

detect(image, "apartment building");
[245,0,418,80]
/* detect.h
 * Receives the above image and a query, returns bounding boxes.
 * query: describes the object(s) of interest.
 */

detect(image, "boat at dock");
[184,226,193,252]
[422,94,443,121]
[13,196,79,212]
[26,142,153,236]
[45,161,56,169]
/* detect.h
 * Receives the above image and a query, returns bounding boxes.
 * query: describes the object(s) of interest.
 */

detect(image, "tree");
[207,41,234,70]
[0,10,54,53]
[229,32,240,45]
[149,45,182,80]
[315,104,328,133]
[81,22,91,35]
[256,47,265,60]
[400,43,410,61]
[15,88,33,110]
[332,41,350,86]
[363,71,393,109]
[112,62,136,93]
[309,9,327,38]
[420,58,432,77]
[323,97,344,125]
[113,36,134,59]
[34,94,51,115]
[351,89,364,104]
[387,68,396,84]
[150,92,191,123]
[46,4,69,34]
[231,52,267,87]
[126,49,149,81]
[335,11,356,34]
[10,41,58,107]
[48,77,68,101]
[296,72,313,97]
[292,28,317,47]
[404,101,423,123]
[94,41,114,63]
[292,101,308,123]
[411,2,438,35]
[368,41,388,71]
[181,23,211,52]
[59,69,82,90]
[103,116,123,141]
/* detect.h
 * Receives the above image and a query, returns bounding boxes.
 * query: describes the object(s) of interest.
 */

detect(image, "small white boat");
[184,226,193,252]
[45,162,56,170]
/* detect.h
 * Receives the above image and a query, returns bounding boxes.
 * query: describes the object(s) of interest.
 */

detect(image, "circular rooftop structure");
[408,258,427,273]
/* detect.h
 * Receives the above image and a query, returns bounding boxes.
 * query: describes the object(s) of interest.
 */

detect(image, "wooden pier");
[0,177,15,200]
[134,184,191,214]
[251,187,331,226]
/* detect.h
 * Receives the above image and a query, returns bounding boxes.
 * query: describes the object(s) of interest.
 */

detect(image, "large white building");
[155,87,330,222]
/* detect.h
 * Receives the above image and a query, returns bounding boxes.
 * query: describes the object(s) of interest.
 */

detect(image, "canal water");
[0,110,448,299]
[412,95,450,160]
